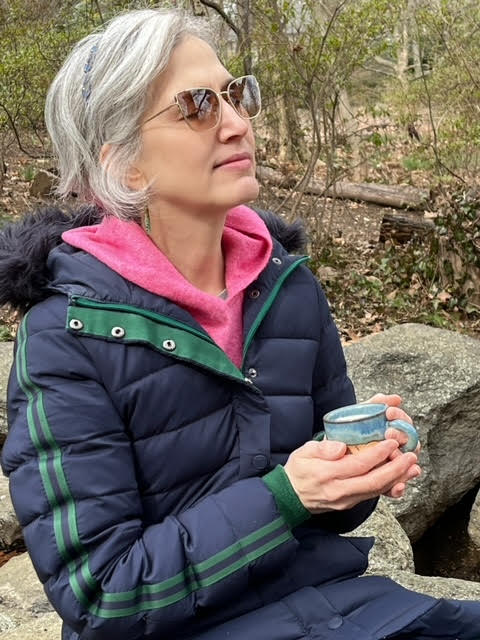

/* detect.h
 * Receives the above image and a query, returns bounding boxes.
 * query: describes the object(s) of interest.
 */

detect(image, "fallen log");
[257,165,430,210]
[379,211,435,243]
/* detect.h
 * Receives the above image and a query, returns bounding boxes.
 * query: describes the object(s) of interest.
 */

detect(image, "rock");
[468,488,480,549]
[29,170,56,199]
[316,265,339,282]
[0,553,62,638]
[0,341,13,446]
[381,569,480,600]
[351,496,480,600]
[350,497,415,574]
[344,323,480,541]
[0,475,22,548]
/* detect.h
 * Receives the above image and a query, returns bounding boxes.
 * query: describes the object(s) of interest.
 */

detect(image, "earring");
[144,206,151,235]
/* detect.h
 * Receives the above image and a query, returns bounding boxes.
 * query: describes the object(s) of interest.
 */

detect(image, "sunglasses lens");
[228,76,261,119]
[177,88,220,131]
[176,76,261,131]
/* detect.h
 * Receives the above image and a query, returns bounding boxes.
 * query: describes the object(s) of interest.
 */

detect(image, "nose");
[217,98,250,141]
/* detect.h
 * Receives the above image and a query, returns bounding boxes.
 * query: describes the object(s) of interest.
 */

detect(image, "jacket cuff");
[262,465,311,529]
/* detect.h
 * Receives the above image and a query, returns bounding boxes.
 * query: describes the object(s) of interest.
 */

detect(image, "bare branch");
[197,0,240,38]
[0,103,41,159]
[373,55,397,70]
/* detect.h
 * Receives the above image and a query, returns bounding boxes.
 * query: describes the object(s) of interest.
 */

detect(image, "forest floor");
[0,147,479,342]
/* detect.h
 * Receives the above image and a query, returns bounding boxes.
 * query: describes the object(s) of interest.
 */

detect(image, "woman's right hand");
[283,438,420,513]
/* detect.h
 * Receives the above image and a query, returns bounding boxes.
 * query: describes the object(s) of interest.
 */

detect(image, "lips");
[214,152,252,169]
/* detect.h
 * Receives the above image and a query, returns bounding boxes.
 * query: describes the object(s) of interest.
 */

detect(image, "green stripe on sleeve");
[14,316,295,619]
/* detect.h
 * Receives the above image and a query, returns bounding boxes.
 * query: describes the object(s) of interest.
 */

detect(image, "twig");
[197,0,240,38]
[0,104,42,159]
[414,17,466,184]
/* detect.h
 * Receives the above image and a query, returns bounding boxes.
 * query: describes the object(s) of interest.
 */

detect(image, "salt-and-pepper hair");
[45,8,211,220]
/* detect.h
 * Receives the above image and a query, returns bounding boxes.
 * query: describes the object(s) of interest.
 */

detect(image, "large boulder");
[344,323,480,541]
[0,474,22,548]
[0,341,13,446]
[351,497,415,574]
[468,488,480,549]
[352,497,480,600]
[0,553,61,638]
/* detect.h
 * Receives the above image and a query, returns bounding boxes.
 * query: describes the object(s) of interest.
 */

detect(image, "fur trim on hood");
[0,205,307,314]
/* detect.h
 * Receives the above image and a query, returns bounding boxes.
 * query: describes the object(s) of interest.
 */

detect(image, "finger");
[384,462,422,498]
[385,482,406,499]
[316,439,347,459]
[302,439,346,460]
[333,439,400,479]
[341,450,418,496]
[364,393,402,407]
[385,428,409,446]
[407,463,421,480]
[385,407,413,424]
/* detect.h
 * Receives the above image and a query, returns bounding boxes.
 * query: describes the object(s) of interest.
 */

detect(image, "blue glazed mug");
[322,402,419,454]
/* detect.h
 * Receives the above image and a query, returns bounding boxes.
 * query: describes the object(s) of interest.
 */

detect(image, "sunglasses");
[143,75,261,131]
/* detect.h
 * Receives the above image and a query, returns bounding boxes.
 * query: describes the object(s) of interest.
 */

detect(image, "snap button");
[249,289,260,299]
[111,326,125,338]
[69,318,84,330]
[272,257,282,265]
[247,367,257,378]
[162,339,176,351]
[253,454,268,470]
[327,615,343,630]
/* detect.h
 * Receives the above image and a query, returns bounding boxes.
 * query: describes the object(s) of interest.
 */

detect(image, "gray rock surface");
[468,488,480,549]
[380,569,480,600]
[351,497,415,573]
[351,497,480,600]
[344,323,480,541]
[0,341,13,446]
[0,475,22,548]
[1,322,480,639]
[0,553,61,638]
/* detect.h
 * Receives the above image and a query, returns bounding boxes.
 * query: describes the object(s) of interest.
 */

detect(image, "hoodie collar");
[61,205,273,317]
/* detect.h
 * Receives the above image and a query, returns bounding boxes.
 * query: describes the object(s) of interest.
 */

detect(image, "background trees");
[0,0,478,336]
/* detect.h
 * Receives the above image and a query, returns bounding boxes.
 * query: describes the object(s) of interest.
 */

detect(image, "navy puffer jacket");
[1,207,479,640]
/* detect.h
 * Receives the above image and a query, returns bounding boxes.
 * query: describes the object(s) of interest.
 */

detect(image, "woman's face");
[132,36,259,216]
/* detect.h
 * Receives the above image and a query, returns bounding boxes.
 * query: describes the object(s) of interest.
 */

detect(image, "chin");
[230,177,260,207]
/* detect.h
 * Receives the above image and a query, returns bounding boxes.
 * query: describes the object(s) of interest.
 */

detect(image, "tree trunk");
[408,0,422,79]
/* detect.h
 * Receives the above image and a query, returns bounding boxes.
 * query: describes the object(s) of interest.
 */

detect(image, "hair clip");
[82,44,99,102]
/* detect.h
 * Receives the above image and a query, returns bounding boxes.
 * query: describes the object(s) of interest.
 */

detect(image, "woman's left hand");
[365,393,422,498]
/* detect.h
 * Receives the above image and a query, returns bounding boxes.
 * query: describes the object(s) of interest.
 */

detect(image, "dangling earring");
[144,205,151,235]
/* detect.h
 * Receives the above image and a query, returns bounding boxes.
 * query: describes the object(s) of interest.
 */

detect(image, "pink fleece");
[62,205,273,368]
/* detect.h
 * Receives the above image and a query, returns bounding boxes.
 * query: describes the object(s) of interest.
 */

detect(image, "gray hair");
[45,8,211,220]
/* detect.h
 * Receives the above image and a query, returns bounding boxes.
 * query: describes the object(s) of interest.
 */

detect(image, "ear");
[99,143,146,191]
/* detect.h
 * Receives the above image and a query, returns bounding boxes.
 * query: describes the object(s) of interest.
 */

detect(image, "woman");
[1,8,479,640]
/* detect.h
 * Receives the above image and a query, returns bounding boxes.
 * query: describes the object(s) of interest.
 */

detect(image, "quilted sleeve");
[1,301,304,640]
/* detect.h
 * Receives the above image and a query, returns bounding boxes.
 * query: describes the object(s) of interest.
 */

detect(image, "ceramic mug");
[322,402,419,455]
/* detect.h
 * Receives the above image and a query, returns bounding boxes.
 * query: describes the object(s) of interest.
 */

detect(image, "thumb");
[303,439,346,460]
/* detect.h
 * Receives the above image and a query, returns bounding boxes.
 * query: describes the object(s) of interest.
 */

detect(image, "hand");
[364,393,422,497]
[283,437,419,513]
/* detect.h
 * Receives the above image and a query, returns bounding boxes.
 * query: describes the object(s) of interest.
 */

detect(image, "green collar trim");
[66,301,245,383]
[242,256,309,363]
[67,253,308,384]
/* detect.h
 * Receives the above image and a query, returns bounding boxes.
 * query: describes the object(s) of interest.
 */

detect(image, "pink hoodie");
[62,205,273,368]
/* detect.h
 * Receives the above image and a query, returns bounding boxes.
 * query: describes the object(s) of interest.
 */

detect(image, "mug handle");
[387,419,419,453]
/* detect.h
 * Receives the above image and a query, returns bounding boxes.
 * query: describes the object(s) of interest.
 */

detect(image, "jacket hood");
[0,205,307,314]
